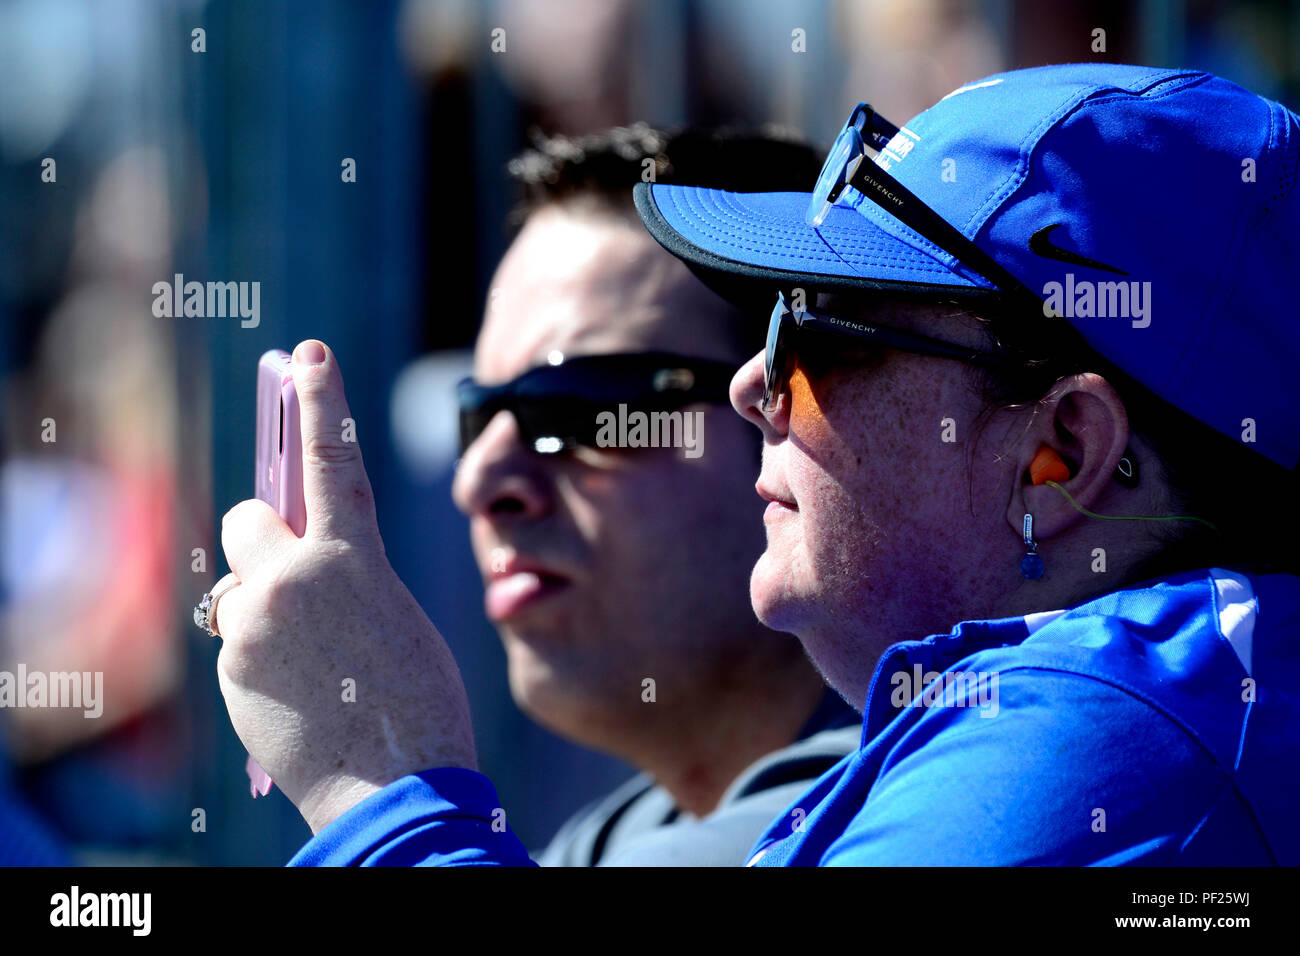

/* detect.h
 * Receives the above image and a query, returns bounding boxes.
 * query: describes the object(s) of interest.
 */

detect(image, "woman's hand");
[212,340,476,834]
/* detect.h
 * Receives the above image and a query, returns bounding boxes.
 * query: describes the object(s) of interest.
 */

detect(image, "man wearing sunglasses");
[446,125,860,865]
[216,64,1300,866]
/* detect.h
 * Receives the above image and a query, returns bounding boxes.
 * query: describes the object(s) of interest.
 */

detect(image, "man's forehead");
[476,206,739,380]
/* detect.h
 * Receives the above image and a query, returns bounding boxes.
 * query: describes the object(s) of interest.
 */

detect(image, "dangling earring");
[1020,513,1045,580]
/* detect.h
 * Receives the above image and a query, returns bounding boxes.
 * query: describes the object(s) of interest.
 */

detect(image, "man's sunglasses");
[457,352,736,454]
[762,292,1012,413]
[808,102,1041,310]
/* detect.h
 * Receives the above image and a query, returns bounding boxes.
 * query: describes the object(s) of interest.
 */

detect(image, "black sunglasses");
[761,294,1140,488]
[762,292,1012,413]
[809,102,1043,312]
[457,351,736,454]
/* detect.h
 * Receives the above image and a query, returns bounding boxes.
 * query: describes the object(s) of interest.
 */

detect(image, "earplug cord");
[1044,480,1219,533]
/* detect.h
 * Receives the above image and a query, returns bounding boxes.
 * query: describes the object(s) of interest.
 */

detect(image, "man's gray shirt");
[538,692,860,866]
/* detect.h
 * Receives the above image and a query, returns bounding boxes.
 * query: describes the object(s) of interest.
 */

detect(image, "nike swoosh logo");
[1029,224,1129,276]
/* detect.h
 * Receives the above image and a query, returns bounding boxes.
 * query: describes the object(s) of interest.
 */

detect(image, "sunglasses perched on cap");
[457,352,735,454]
[808,102,1041,308]
[762,101,1051,412]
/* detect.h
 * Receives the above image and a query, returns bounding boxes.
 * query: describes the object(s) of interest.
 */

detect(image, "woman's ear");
[1006,372,1130,541]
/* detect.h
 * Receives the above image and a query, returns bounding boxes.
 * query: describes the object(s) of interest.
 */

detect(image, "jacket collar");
[861,615,1029,741]
[858,567,1224,741]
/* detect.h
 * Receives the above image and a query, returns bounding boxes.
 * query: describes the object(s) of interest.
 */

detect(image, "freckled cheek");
[788,365,829,445]
[789,363,864,476]
[785,367,874,543]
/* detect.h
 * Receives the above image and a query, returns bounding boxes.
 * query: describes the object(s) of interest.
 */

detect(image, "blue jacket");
[0,738,72,866]
[288,567,1299,866]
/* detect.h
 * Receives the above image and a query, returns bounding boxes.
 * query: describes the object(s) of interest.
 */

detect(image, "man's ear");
[1006,372,1130,540]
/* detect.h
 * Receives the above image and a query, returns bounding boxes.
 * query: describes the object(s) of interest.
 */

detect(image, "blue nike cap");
[634,63,1300,468]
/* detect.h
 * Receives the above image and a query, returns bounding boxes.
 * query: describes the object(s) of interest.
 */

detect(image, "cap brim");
[634,182,996,307]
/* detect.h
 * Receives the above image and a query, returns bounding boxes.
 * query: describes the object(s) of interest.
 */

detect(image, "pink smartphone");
[256,349,307,537]
[245,349,308,798]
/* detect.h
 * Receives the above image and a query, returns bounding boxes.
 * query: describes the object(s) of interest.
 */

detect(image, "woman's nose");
[731,349,789,442]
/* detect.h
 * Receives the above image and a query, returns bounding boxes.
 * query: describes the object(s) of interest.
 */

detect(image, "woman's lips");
[756,481,797,521]
[763,499,797,522]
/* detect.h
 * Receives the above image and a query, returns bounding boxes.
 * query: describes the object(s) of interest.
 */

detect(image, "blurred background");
[0,0,1296,864]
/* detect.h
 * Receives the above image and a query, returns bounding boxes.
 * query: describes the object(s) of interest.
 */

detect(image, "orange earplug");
[1030,446,1071,486]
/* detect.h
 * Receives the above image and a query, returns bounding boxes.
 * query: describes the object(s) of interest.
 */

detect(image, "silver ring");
[194,578,240,637]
